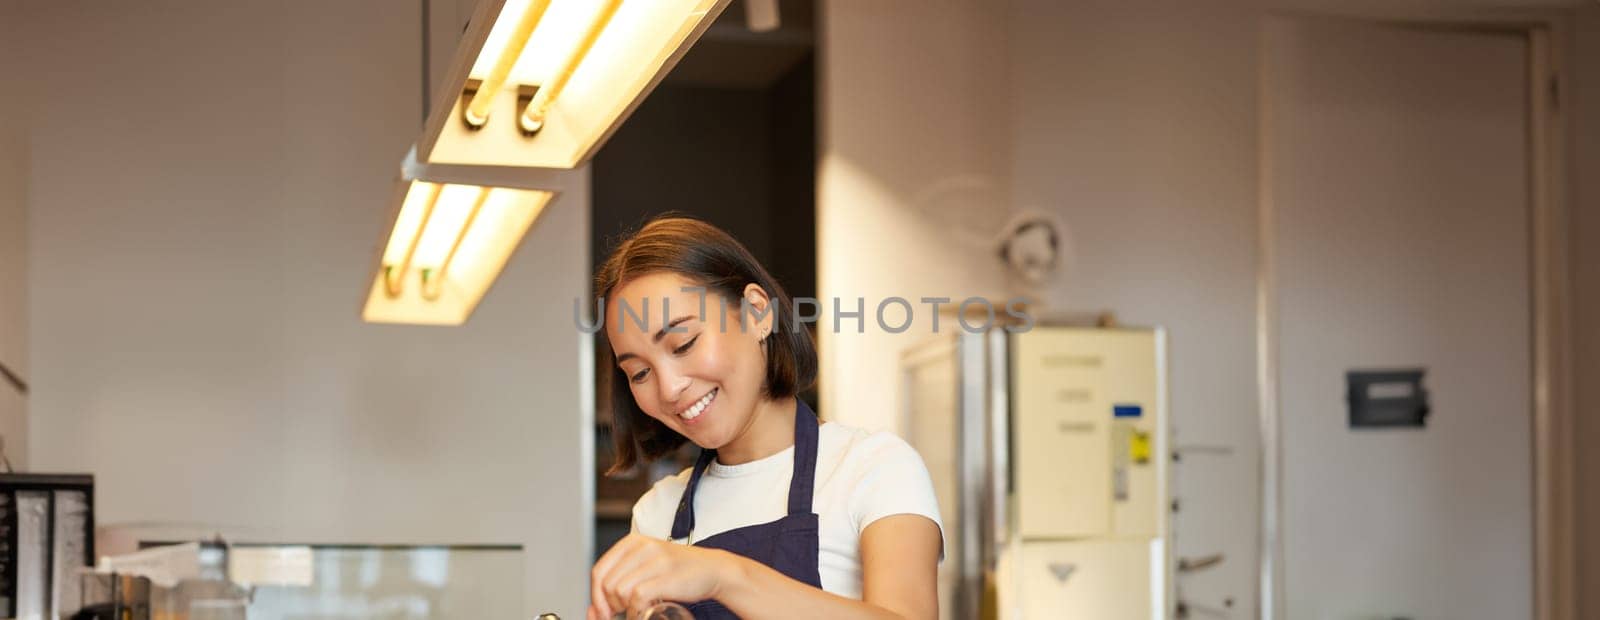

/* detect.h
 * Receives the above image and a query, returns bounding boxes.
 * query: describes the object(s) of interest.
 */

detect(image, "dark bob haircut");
[595,215,817,474]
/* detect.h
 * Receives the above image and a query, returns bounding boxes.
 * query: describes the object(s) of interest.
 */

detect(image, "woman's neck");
[715,395,800,466]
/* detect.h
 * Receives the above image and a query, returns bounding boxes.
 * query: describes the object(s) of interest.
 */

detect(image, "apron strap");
[669,398,822,540]
[786,399,820,516]
[671,448,718,540]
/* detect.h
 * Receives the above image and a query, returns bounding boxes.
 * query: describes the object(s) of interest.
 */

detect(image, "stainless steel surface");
[899,335,961,618]
[956,332,987,620]
[901,329,1013,620]
[986,328,1011,574]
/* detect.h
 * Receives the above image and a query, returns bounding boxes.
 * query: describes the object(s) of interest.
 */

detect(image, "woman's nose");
[656,368,691,404]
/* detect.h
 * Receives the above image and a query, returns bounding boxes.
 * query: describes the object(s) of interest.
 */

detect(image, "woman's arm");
[589,514,942,620]
[716,514,941,619]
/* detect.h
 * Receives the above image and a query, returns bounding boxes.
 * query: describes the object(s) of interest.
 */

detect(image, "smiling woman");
[595,216,815,470]
[588,216,943,620]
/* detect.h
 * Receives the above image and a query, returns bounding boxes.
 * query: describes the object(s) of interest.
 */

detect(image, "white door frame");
[1255,10,1576,620]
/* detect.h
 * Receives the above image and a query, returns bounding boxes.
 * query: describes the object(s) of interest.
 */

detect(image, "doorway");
[1261,15,1542,619]
[588,0,818,559]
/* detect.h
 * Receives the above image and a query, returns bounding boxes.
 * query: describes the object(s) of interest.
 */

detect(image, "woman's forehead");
[605,273,732,341]
[612,271,697,299]
[607,273,726,317]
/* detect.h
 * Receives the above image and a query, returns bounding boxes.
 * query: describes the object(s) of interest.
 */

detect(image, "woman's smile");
[676,387,718,424]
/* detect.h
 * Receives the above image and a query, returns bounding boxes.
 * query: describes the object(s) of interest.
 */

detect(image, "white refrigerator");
[902,326,1171,620]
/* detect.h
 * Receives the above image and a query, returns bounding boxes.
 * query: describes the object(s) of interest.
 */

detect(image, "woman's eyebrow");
[653,315,695,343]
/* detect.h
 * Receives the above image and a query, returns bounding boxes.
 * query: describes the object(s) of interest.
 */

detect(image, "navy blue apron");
[669,399,823,619]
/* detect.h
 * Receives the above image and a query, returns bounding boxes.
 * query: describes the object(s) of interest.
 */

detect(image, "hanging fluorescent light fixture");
[418,0,731,169]
[361,152,578,325]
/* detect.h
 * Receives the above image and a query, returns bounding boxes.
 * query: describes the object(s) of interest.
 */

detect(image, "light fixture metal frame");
[415,0,733,169]
[359,146,586,325]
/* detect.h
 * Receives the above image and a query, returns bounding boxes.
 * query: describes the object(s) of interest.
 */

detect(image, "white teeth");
[680,389,716,420]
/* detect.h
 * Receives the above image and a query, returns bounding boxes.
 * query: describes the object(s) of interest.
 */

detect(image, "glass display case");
[137,543,524,620]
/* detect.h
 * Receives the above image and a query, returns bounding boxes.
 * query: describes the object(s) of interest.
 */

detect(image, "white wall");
[817,0,1013,433]
[0,0,28,469]
[17,2,590,618]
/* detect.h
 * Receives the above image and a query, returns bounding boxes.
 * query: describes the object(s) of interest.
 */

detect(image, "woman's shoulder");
[818,422,943,532]
[629,466,693,539]
[637,466,692,507]
[819,422,929,474]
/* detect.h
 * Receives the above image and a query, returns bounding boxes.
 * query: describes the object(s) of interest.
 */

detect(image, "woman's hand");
[588,533,745,620]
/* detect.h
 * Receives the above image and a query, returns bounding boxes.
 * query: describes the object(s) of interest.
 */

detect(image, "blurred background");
[0,0,1597,619]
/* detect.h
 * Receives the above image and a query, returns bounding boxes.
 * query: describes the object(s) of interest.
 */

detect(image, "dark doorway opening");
[590,0,816,558]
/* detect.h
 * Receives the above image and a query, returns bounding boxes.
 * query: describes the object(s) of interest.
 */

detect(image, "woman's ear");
[741,283,774,335]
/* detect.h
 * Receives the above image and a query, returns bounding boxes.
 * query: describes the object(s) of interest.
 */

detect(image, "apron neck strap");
[670,449,717,540]
[786,399,820,515]
[670,398,820,540]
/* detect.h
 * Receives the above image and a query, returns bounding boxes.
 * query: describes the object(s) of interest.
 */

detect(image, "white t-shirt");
[630,422,943,599]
